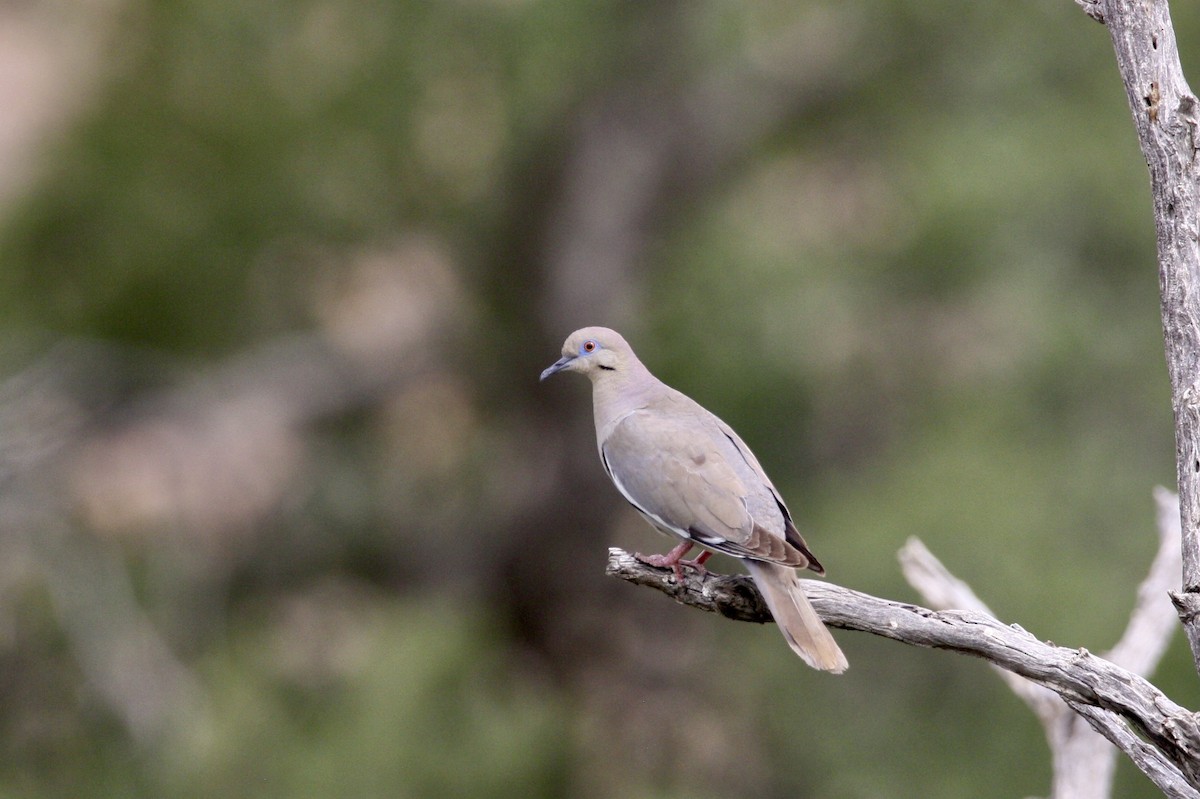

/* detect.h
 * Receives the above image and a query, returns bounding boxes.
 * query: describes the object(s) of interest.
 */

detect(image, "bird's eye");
[581,340,598,354]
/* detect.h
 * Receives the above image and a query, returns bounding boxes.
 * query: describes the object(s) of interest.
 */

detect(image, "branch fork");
[606,488,1194,798]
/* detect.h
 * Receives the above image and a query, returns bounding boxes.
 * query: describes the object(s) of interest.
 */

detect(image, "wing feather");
[601,406,810,568]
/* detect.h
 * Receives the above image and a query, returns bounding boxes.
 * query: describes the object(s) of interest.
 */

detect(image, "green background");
[0,1,1195,796]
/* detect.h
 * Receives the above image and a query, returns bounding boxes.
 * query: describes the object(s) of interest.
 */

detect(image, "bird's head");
[539,326,633,382]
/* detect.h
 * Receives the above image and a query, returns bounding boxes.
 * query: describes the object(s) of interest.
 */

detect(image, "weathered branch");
[900,537,1059,719]
[606,547,1200,793]
[899,487,1185,799]
[1110,487,1186,676]
[1094,0,1200,671]
[1075,0,1105,24]
[1068,700,1200,799]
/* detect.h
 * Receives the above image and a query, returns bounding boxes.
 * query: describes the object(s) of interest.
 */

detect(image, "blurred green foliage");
[171,597,569,799]
[0,0,1196,797]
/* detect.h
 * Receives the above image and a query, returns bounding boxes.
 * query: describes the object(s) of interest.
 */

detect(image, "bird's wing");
[601,408,809,568]
[710,415,825,574]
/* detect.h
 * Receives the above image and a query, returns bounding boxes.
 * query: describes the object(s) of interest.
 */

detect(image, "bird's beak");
[539,355,574,382]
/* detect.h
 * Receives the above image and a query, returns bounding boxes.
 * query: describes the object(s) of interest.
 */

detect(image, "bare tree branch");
[606,547,1200,794]
[1074,0,1105,24]
[900,537,1061,719]
[1067,701,1200,799]
[1090,0,1200,672]
[899,486,1184,799]
[1108,487,1184,675]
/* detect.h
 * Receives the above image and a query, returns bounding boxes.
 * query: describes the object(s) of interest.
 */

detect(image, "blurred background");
[0,0,1195,796]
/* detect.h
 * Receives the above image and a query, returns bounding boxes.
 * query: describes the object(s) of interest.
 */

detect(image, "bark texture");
[1098,0,1200,669]
[607,543,1200,796]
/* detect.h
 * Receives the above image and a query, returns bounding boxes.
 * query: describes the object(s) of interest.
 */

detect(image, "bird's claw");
[634,549,712,582]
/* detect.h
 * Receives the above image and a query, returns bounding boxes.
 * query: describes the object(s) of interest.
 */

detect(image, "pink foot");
[635,542,712,581]
[683,550,712,578]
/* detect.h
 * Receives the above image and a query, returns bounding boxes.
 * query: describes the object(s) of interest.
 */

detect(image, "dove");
[541,326,847,672]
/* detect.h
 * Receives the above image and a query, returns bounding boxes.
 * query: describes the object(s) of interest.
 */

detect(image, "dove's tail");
[744,559,848,673]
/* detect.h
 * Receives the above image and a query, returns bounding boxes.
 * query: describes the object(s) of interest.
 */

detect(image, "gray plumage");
[541,326,847,673]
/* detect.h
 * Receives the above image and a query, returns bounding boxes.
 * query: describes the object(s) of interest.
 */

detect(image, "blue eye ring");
[580,339,599,355]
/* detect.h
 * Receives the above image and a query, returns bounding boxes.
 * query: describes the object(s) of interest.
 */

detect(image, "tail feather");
[744,560,848,673]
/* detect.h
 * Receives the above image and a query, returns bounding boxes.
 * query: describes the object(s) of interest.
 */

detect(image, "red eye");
[583,340,597,353]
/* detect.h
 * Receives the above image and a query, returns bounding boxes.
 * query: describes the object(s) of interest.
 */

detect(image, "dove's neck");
[590,358,666,443]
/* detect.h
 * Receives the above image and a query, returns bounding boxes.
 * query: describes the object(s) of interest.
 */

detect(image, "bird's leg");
[635,542,712,581]
[680,549,712,578]
[635,540,694,581]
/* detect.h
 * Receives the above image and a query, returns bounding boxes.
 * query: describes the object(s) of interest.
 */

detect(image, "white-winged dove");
[541,326,847,673]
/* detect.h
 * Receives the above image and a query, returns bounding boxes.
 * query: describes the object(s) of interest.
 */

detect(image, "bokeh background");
[0,1,1196,796]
